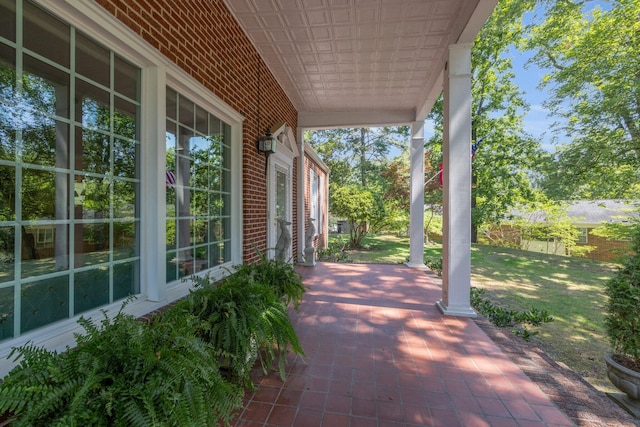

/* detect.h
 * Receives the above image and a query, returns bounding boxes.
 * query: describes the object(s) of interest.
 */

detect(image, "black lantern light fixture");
[257,127,277,175]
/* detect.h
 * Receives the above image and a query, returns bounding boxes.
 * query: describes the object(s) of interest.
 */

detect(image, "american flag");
[471,137,484,158]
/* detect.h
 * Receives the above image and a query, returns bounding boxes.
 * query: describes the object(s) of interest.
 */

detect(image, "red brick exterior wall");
[484,226,632,263]
[578,230,632,263]
[94,0,299,263]
[304,155,329,249]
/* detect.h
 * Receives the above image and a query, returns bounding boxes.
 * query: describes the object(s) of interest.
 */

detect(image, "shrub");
[424,256,443,276]
[470,287,554,341]
[0,301,242,426]
[318,236,352,262]
[164,267,304,387]
[232,249,305,311]
[604,224,640,368]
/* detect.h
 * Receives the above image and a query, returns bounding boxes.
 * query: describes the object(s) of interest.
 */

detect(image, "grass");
[330,233,618,392]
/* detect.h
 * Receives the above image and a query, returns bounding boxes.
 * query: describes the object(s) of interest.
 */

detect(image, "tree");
[306,126,409,190]
[330,185,375,248]
[426,0,545,237]
[525,0,640,199]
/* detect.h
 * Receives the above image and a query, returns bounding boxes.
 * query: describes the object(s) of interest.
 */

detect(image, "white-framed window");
[0,0,243,361]
[310,169,322,233]
[577,228,588,244]
[0,0,142,339]
[165,88,233,281]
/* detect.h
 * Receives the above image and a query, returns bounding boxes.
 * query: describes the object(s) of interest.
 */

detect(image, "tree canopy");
[525,0,640,199]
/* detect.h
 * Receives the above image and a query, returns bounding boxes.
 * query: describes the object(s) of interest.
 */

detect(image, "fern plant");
[167,271,304,387]
[0,301,242,426]
[233,248,306,311]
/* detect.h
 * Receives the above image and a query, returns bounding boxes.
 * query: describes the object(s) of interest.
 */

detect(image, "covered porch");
[232,263,575,426]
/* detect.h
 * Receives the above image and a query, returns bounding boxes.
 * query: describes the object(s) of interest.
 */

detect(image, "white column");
[407,121,425,268]
[141,66,166,301]
[436,44,476,317]
[296,127,306,264]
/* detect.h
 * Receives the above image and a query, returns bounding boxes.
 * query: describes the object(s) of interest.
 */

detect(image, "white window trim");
[310,169,320,237]
[1,1,244,377]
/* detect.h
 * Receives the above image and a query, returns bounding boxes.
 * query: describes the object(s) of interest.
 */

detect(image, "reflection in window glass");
[114,56,139,101]
[0,227,15,283]
[0,0,16,42]
[76,32,110,87]
[21,275,69,333]
[0,286,14,340]
[23,0,70,68]
[166,89,232,281]
[74,267,109,314]
[0,1,141,340]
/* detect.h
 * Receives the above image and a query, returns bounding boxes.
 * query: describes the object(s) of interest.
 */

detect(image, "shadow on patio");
[232,262,573,427]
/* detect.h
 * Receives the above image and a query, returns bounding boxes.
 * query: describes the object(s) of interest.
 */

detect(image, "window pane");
[76,79,110,131]
[22,121,68,168]
[22,169,65,220]
[166,220,176,250]
[22,54,70,119]
[190,189,206,216]
[0,285,14,341]
[75,127,108,174]
[0,165,16,221]
[166,88,177,120]
[113,260,139,300]
[21,224,69,278]
[0,45,17,162]
[166,252,178,283]
[178,95,194,129]
[195,106,208,135]
[113,180,137,219]
[23,1,70,68]
[74,267,109,314]
[76,223,109,267]
[76,32,110,87]
[194,218,207,245]
[113,138,138,178]
[21,275,69,333]
[76,176,110,220]
[114,97,138,140]
[114,56,139,101]
[0,227,15,283]
[0,0,16,42]
[113,221,137,260]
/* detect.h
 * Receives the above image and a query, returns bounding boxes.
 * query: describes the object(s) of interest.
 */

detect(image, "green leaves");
[528,0,640,199]
[604,225,640,365]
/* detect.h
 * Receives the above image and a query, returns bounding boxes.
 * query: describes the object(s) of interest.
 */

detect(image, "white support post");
[407,121,426,269]
[141,66,166,302]
[296,127,306,264]
[436,44,477,317]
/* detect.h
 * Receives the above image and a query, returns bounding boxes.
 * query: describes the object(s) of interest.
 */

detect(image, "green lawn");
[328,233,617,392]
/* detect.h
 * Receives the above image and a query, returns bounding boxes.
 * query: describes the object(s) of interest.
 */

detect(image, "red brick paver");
[230,263,631,426]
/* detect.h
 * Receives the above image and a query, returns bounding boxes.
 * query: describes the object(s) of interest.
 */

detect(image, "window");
[0,0,141,340]
[577,228,588,244]
[165,88,232,282]
[310,169,322,233]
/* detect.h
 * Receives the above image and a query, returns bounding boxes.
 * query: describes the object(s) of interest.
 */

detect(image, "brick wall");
[94,0,299,263]
[578,230,632,263]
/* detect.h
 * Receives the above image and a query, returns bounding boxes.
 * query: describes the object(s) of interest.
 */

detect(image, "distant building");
[489,200,639,262]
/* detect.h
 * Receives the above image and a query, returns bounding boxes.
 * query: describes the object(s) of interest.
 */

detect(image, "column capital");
[411,121,424,140]
[448,43,472,77]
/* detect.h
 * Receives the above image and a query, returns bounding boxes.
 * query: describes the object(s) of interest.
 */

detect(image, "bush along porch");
[0,257,305,426]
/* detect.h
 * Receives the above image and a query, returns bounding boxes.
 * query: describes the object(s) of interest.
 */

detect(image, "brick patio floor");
[232,262,576,426]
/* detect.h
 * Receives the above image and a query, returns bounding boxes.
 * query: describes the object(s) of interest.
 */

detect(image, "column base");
[436,300,477,318]
[406,261,426,269]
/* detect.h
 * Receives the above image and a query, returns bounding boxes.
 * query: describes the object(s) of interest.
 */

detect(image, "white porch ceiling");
[223,0,497,128]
